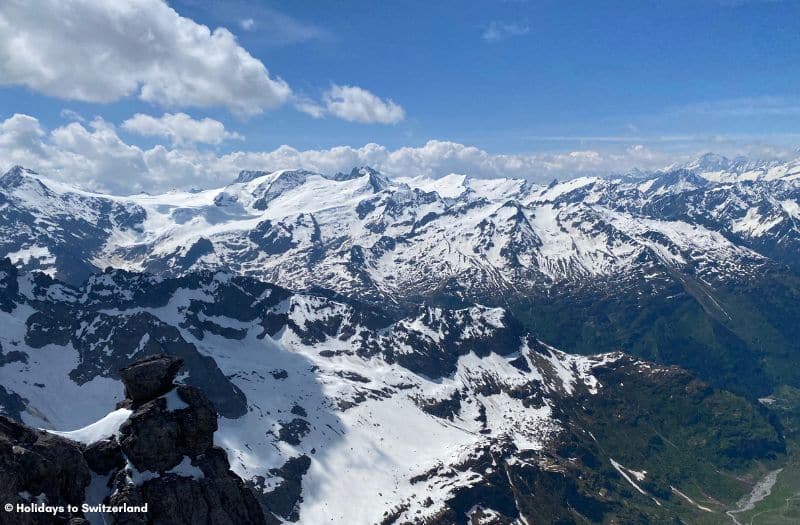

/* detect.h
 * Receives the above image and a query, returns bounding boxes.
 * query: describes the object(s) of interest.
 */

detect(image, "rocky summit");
[0,354,265,525]
[118,355,185,405]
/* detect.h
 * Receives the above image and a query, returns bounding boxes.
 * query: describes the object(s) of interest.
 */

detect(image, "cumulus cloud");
[121,113,243,145]
[294,97,327,119]
[322,85,405,124]
[4,113,791,195]
[482,21,530,42]
[59,109,86,123]
[0,114,47,163]
[0,0,291,115]
[293,86,406,124]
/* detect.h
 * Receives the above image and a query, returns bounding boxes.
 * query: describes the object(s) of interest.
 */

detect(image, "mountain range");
[1,153,799,523]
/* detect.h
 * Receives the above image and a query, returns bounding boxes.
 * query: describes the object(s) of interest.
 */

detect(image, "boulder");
[172,385,217,455]
[119,399,183,472]
[119,354,183,404]
[84,436,125,475]
[110,356,266,524]
[118,385,217,473]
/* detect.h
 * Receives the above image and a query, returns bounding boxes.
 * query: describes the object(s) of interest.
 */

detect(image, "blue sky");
[0,0,798,192]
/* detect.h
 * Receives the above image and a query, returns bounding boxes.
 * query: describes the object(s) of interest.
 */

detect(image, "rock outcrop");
[107,354,265,525]
[0,354,266,525]
[118,355,185,405]
[0,416,90,524]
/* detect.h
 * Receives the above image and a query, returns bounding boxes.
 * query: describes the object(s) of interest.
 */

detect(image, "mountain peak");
[1,165,39,186]
[328,166,391,192]
[235,170,272,184]
[681,153,732,174]
[646,168,708,193]
[365,168,391,192]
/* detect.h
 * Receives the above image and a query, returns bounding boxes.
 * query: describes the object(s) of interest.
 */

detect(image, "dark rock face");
[119,401,182,473]
[252,455,311,522]
[118,385,216,472]
[0,416,90,524]
[84,436,125,475]
[0,384,26,422]
[107,478,148,525]
[109,357,265,525]
[0,355,265,525]
[119,355,184,405]
[276,418,310,446]
[136,448,265,525]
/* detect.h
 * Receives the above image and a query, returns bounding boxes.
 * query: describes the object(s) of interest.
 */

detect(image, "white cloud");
[59,109,86,123]
[292,86,406,124]
[3,114,795,195]
[121,113,243,145]
[0,0,291,115]
[212,3,327,45]
[0,114,47,163]
[322,85,405,124]
[252,9,327,44]
[294,97,327,119]
[482,21,530,42]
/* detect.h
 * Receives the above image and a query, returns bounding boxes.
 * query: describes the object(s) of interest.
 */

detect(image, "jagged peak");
[0,165,40,187]
[239,168,323,190]
[650,168,709,190]
[3,165,37,176]
[270,168,316,182]
[235,169,271,184]
[330,166,375,181]
[328,166,392,192]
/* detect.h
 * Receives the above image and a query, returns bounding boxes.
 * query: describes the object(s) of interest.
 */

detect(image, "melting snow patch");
[46,408,132,445]
[610,458,648,496]
[671,486,714,513]
[163,389,190,411]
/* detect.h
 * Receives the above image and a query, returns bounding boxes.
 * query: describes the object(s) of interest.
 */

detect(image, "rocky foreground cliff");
[1,355,265,525]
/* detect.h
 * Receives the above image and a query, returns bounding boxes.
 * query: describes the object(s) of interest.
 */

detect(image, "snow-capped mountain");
[0,260,783,523]
[681,152,800,183]
[2,157,799,400]
[1,154,798,523]
[2,159,797,298]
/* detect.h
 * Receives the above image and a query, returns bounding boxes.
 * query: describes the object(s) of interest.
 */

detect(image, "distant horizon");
[2,1,799,193]
[4,147,799,197]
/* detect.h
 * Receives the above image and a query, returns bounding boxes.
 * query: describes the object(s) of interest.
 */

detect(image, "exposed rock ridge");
[0,355,266,525]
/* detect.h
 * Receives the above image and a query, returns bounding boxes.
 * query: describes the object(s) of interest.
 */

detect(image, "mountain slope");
[1,159,798,401]
[0,259,785,523]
